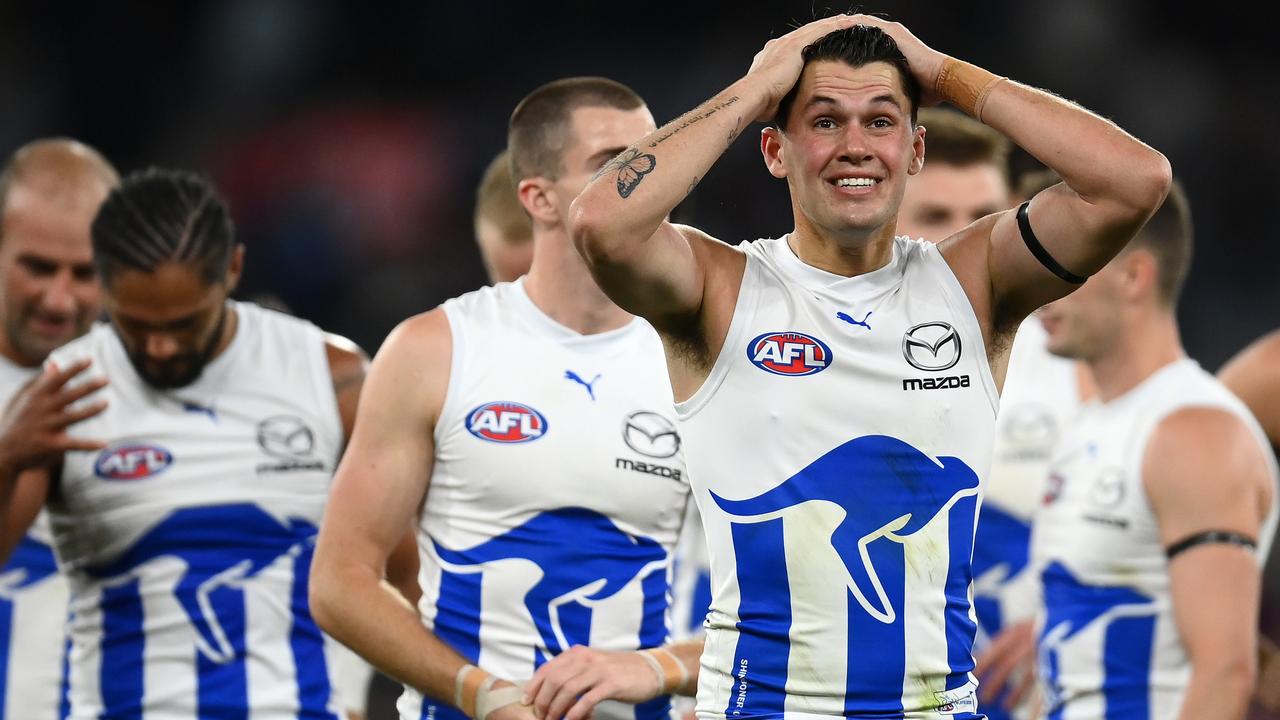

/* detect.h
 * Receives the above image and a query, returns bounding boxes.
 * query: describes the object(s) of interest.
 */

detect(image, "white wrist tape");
[640,647,690,694]
[454,665,523,720]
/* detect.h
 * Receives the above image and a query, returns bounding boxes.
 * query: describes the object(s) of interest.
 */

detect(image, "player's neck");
[788,223,895,277]
[207,303,241,362]
[1087,311,1184,403]
[522,230,632,336]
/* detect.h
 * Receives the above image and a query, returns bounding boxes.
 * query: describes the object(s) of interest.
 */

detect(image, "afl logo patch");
[747,332,833,376]
[902,321,962,372]
[467,402,549,444]
[95,444,173,480]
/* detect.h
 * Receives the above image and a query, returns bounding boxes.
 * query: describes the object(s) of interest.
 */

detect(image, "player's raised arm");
[570,14,863,324]
[851,16,1171,325]
[310,310,530,720]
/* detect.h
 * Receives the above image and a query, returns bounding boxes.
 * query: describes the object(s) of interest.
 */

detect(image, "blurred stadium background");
[2,1,1275,367]
[3,1,1277,716]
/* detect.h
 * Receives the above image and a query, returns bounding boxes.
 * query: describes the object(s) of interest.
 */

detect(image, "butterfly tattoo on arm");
[595,148,657,199]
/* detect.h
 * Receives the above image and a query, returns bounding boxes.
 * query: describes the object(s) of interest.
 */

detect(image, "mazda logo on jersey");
[95,444,173,480]
[902,321,962,372]
[257,416,316,459]
[747,331,833,376]
[622,411,680,459]
[467,402,548,444]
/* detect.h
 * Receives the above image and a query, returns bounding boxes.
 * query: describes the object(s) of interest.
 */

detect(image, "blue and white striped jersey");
[47,302,345,719]
[677,236,997,719]
[0,355,69,720]
[399,280,691,720]
[1032,358,1278,719]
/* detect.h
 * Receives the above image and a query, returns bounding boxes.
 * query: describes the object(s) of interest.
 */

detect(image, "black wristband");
[1017,201,1087,284]
[1165,530,1257,560]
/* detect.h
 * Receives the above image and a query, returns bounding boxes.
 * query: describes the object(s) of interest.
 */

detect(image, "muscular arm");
[570,15,863,326]
[1218,330,1280,447]
[851,17,1171,330]
[310,311,519,712]
[1144,408,1272,720]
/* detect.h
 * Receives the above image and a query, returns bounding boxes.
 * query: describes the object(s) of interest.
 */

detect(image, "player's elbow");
[1120,148,1173,222]
[307,546,347,636]
[1193,646,1257,704]
[570,193,638,270]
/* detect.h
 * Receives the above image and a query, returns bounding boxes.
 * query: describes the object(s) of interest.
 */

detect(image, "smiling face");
[0,179,106,366]
[762,60,924,242]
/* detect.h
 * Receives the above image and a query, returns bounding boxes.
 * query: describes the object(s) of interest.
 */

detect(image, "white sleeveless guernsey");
[1031,358,1279,720]
[47,302,345,720]
[399,280,691,720]
[678,236,998,720]
[971,318,1081,720]
[0,356,70,720]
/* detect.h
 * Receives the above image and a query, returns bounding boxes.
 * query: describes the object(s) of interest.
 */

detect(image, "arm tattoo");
[647,96,741,149]
[596,148,657,199]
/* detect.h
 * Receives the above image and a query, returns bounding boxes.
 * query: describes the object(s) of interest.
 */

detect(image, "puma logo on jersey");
[95,444,174,480]
[836,311,872,331]
[747,332,833,376]
[564,370,602,401]
[467,402,548,443]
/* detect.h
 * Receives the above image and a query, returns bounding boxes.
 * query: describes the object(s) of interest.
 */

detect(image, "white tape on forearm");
[638,650,666,693]
[641,647,690,694]
[475,684,524,720]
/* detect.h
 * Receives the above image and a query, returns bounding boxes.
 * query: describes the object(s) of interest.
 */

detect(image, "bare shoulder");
[1218,330,1280,440]
[323,332,369,383]
[1144,406,1271,499]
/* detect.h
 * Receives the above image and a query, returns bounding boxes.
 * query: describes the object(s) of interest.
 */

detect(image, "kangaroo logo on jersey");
[257,415,315,458]
[747,331,833,376]
[467,402,548,443]
[712,434,979,623]
[432,508,667,666]
[902,321,962,371]
[94,444,173,480]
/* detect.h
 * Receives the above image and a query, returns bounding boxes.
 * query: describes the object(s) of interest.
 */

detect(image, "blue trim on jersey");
[1101,615,1155,720]
[723,519,791,717]
[635,567,674,720]
[1039,562,1155,719]
[0,532,63,718]
[290,543,340,719]
[100,578,145,720]
[944,493,980,691]
[59,636,71,720]
[710,435,981,716]
[84,504,322,717]
[689,570,712,635]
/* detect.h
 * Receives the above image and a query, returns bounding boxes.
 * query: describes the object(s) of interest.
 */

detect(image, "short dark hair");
[774,24,921,130]
[917,108,1010,180]
[1126,178,1192,307]
[91,168,236,286]
[508,76,645,181]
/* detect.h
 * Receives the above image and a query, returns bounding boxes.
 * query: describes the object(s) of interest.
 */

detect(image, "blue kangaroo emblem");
[87,504,317,664]
[564,371,602,401]
[711,434,979,623]
[433,507,666,658]
[835,311,873,331]
[0,535,61,596]
[1037,560,1155,709]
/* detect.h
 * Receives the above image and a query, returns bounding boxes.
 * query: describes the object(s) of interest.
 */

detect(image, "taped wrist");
[638,647,690,694]
[934,57,1006,122]
[454,665,522,720]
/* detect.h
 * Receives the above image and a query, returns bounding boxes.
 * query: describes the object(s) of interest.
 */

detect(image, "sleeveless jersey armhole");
[434,303,467,447]
[674,258,760,420]
[926,244,1000,417]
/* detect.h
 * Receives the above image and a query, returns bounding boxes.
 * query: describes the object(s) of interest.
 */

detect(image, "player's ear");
[517,177,559,225]
[761,127,788,179]
[908,123,926,176]
[1122,248,1159,302]
[225,244,246,293]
